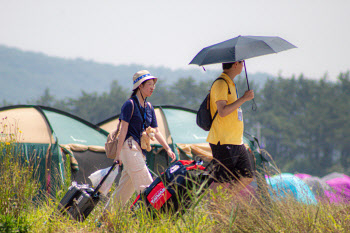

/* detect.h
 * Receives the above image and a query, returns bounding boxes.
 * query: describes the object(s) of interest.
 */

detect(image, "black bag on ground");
[57,161,119,222]
[130,160,214,216]
[196,78,230,131]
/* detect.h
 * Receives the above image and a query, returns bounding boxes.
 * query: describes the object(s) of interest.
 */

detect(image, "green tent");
[98,105,267,176]
[0,105,113,194]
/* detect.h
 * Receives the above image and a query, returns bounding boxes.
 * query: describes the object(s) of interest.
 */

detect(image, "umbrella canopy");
[189,35,297,66]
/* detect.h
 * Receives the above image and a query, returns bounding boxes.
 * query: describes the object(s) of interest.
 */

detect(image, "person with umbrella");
[189,35,296,195]
[207,60,255,194]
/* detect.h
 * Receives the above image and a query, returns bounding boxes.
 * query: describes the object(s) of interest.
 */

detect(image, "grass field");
[1,142,350,233]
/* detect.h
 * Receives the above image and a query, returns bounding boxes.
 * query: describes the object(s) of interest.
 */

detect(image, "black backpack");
[196,77,231,131]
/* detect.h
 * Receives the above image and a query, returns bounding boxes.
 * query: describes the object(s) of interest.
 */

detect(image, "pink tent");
[295,172,350,204]
[323,174,350,204]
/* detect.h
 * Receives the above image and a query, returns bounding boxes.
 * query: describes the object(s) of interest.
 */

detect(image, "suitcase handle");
[91,161,119,197]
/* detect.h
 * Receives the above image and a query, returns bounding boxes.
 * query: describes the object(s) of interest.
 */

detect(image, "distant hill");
[0,45,274,104]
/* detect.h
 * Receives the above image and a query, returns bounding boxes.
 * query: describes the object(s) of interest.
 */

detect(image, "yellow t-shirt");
[206,73,244,145]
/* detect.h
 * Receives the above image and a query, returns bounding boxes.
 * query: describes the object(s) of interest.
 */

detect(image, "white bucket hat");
[132,70,158,91]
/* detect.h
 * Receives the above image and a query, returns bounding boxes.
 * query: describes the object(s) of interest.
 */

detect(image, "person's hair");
[222,62,235,70]
[222,61,243,70]
[130,87,138,98]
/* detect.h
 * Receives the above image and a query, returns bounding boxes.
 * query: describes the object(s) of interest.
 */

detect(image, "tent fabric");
[294,173,312,180]
[295,173,332,197]
[0,107,53,143]
[61,144,105,153]
[154,106,172,144]
[323,175,350,204]
[99,106,173,145]
[292,173,350,204]
[161,108,207,144]
[0,105,112,193]
[66,150,115,186]
[42,109,107,146]
[177,143,212,161]
[321,172,346,181]
[266,173,318,205]
[62,143,89,152]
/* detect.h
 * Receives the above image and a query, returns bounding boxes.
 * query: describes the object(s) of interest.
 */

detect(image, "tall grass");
[0,132,40,232]
[1,140,350,232]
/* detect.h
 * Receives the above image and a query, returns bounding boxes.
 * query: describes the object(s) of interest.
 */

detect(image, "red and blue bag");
[131,160,214,214]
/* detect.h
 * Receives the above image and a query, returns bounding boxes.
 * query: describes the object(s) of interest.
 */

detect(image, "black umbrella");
[189,35,297,110]
[189,35,297,66]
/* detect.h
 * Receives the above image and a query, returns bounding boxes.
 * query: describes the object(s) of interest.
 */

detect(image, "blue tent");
[266,173,317,204]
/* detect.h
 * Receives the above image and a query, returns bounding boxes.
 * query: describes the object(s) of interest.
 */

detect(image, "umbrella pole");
[243,61,257,111]
[243,61,250,90]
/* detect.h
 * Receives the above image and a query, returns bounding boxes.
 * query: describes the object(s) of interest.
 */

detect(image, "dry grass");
[19,179,350,233]
[1,136,350,232]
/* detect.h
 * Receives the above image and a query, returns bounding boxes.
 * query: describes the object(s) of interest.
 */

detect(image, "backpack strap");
[129,98,135,119]
[116,98,134,133]
[210,77,231,121]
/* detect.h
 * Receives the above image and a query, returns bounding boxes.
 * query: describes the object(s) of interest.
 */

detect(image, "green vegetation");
[0,133,40,232]
[1,141,350,232]
[247,72,350,176]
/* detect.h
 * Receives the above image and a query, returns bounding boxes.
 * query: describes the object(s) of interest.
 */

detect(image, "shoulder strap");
[129,98,135,118]
[146,102,152,108]
[115,98,135,136]
[210,77,231,121]
[211,77,231,94]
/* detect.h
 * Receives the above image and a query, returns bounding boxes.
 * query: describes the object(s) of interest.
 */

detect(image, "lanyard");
[233,81,239,99]
[142,105,147,131]
[134,95,147,132]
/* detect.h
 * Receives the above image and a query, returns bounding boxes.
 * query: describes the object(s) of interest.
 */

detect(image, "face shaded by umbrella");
[189,35,297,66]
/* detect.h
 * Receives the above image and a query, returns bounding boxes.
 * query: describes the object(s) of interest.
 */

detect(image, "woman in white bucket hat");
[103,70,176,213]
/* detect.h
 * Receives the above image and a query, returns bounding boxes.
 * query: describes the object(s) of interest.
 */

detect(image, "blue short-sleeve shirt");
[119,95,158,146]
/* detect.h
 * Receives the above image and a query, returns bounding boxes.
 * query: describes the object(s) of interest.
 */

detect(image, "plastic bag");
[88,165,119,196]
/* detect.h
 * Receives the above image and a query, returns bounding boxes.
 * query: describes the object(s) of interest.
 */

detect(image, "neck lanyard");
[233,81,239,99]
[134,95,147,131]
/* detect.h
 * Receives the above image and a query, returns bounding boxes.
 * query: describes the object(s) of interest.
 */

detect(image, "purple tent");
[296,173,350,204]
[295,173,312,180]
[323,174,350,204]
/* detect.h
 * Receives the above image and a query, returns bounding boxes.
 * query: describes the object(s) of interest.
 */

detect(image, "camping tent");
[295,172,350,204]
[266,173,317,204]
[98,105,267,176]
[0,105,113,193]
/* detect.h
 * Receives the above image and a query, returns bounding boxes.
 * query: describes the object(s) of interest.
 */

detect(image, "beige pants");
[105,137,153,209]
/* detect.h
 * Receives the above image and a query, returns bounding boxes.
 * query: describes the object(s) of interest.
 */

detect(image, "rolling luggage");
[57,161,119,222]
[131,160,214,215]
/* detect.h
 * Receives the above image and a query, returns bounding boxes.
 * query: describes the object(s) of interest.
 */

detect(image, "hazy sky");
[1,0,349,80]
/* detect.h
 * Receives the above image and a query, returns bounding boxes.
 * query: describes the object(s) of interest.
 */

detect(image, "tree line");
[3,72,350,176]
